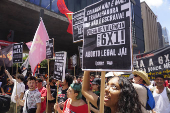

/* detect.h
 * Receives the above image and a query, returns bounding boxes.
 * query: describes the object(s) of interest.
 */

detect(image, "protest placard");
[46,38,54,59]
[82,0,132,71]
[54,51,67,82]
[13,43,23,63]
[72,9,84,43]
[72,54,77,67]
[78,46,83,68]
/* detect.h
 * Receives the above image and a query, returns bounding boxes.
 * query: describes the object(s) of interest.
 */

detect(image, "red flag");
[57,0,73,34]
[29,18,49,73]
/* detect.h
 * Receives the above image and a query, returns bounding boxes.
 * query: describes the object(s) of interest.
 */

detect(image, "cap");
[92,78,101,85]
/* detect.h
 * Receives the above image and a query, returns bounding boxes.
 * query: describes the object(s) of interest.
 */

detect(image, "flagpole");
[46,59,49,113]
[0,47,6,70]
[16,63,18,113]
[99,71,106,113]
[55,80,59,113]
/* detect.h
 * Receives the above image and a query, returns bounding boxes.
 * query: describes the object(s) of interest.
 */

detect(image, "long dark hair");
[104,76,142,113]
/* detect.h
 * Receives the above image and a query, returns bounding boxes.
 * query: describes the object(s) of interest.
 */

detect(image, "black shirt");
[49,84,57,103]
[52,87,68,103]
[2,84,14,96]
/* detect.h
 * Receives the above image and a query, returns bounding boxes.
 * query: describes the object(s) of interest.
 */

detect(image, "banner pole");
[55,80,59,113]
[46,59,49,113]
[99,71,106,113]
[87,101,90,113]
[16,63,18,113]
[0,48,6,70]
[74,66,75,76]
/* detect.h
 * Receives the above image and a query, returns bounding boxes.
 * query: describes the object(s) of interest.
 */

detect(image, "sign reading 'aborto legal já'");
[82,0,132,71]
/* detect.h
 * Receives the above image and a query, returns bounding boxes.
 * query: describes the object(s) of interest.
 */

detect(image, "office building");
[141,1,159,52]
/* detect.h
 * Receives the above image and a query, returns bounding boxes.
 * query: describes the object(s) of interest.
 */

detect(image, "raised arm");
[5,70,13,81]
[82,71,99,108]
[46,81,55,100]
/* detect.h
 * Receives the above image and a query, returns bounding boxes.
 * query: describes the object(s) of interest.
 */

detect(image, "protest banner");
[134,45,170,80]
[72,9,84,43]
[13,42,23,113]
[81,0,131,112]
[13,43,23,63]
[54,51,67,82]
[78,46,83,68]
[0,44,13,67]
[82,0,132,72]
[46,38,54,59]
[46,38,54,112]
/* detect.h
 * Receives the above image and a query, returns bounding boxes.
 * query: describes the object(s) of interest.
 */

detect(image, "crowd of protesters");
[0,69,170,113]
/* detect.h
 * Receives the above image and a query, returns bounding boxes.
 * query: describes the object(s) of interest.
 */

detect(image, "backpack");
[141,84,155,110]
[150,86,170,102]
[0,94,11,113]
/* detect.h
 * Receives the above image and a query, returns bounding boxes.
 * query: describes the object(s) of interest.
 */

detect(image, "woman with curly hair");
[82,71,142,113]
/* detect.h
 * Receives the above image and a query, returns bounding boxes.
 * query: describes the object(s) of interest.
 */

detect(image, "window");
[41,0,51,10]
[51,0,59,13]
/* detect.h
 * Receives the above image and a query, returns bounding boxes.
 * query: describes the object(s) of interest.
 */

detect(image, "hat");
[128,74,134,80]
[132,70,151,85]
[92,78,101,85]
[105,72,114,78]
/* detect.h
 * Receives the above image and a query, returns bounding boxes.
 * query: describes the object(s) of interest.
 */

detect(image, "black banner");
[13,43,23,63]
[83,0,132,71]
[72,9,84,43]
[0,45,13,67]
[46,38,54,59]
[54,52,67,82]
[78,46,83,68]
[134,46,170,80]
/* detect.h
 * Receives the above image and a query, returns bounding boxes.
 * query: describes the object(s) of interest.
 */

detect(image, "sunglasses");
[134,75,138,77]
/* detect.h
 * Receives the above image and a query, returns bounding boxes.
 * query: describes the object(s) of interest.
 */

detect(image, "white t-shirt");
[11,79,25,103]
[23,89,41,113]
[153,87,170,113]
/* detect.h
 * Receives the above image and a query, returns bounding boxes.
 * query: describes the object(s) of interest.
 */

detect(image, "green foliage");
[40,59,48,68]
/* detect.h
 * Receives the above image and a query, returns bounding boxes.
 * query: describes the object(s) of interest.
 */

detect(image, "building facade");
[25,0,145,54]
[162,27,169,46]
[157,22,164,48]
[132,0,145,54]
[141,1,159,52]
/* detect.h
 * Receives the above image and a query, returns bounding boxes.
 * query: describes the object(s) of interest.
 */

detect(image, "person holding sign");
[5,70,25,113]
[54,83,88,113]
[82,71,142,113]
[47,74,73,110]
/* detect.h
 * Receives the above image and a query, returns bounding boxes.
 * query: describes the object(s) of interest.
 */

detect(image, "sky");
[140,0,170,43]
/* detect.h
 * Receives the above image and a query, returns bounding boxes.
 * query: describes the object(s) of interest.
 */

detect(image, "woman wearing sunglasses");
[82,71,142,113]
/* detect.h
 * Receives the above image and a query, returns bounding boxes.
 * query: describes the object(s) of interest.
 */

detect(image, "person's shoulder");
[132,83,147,91]
[79,99,87,106]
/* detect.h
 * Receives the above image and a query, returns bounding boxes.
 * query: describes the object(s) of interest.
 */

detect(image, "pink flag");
[26,41,32,50]
[29,18,49,73]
